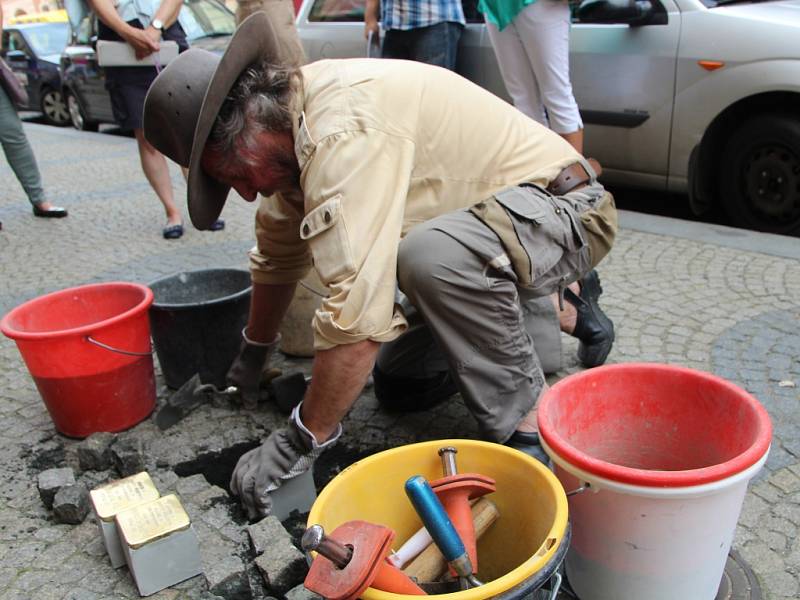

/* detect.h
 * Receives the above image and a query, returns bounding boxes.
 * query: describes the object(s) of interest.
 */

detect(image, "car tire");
[719,114,800,235]
[66,91,99,132]
[40,87,70,126]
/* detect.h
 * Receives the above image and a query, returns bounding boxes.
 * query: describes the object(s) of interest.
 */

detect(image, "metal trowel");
[155,368,308,430]
[155,374,238,430]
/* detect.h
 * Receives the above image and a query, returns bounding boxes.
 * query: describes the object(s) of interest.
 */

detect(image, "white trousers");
[485,0,582,134]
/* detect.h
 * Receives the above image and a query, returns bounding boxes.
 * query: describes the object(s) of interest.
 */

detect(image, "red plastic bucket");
[538,363,772,600]
[1,282,156,438]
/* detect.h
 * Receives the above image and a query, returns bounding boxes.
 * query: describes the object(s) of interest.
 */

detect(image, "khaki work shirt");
[251,58,580,350]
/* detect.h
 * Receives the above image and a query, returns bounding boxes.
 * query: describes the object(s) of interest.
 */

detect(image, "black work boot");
[504,431,550,466]
[564,270,615,368]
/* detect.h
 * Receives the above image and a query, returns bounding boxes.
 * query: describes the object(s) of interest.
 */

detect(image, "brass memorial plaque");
[116,494,191,549]
[90,472,160,522]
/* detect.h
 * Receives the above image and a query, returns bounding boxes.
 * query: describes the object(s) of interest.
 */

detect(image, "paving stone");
[53,484,91,524]
[284,584,322,600]
[250,516,307,595]
[37,467,76,509]
[197,524,250,600]
[177,474,212,500]
[110,438,146,476]
[77,432,115,471]
[191,485,229,509]
[202,550,250,600]
[770,469,800,494]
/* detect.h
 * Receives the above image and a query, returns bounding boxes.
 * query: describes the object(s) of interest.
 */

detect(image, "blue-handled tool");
[404,475,483,589]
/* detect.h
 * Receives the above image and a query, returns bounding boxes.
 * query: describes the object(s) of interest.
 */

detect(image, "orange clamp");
[305,520,426,599]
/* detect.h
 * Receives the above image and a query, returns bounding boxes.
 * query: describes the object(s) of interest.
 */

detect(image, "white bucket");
[542,436,768,600]
[537,364,772,600]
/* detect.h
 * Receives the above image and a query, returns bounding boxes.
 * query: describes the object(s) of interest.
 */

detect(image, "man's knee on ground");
[397,226,457,300]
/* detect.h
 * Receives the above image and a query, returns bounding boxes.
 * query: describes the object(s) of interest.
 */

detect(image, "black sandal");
[162,223,184,239]
[33,205,68,218]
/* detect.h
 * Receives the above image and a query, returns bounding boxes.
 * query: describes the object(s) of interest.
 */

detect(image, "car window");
[182,0,236,39]
[570,0,667,25]
[309,0,365,21]
[22,23,70,55]
[74,16,95,46]
[308,0,483,24]
[5,31,30,55]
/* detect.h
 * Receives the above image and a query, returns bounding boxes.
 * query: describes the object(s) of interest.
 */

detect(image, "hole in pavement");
[174,440,392,496]
[174,440,261,493]
[26,444,66,473]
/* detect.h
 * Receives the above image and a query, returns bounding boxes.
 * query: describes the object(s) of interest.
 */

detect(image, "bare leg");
[516,381,549,433]
[551,282,580,335]
[134,129,181,226]
[560,129,584,154]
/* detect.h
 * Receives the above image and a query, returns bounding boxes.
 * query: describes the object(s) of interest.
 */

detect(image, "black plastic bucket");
[148,269,251,389]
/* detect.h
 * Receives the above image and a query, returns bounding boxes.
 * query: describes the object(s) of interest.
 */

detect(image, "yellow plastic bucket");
[307,439,569,599]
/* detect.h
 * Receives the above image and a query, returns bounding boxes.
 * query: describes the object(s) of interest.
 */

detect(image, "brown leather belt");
[547,158,602,196]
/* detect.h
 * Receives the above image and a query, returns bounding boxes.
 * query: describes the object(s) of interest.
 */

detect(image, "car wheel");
[719,114,800,235]
[66,91,99,132]
[40,88,70,126]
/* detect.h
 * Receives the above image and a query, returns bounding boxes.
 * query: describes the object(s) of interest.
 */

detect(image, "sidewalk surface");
[1,123,799,599]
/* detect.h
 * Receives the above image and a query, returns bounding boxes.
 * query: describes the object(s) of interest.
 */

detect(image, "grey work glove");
[230,403,341,520]
[226,329,280,409]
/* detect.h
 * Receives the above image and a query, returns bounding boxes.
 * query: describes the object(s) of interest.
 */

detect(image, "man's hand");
[226,330,281,409]
[230,404,341,520]
[364,18,380,42]
[364,0,380,41]
[122,25,160,59]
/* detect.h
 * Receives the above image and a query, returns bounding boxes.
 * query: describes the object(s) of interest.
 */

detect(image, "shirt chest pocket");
[300,194,357,283]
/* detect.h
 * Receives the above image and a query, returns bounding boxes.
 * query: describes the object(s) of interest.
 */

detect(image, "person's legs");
[484,18,547,125]
[515,0,583,152]
[396,211,545,444]
[374,293,459,412]
[0,85,62,212]
[133,128,182,227]
[409,22,463,70]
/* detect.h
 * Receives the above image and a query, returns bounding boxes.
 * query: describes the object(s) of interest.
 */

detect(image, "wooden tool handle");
[403,497,499,583]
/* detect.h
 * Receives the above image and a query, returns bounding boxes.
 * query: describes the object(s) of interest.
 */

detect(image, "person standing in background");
[1,2,68,230]
[480,0,584,153]
[364,0,465,70]
[84,0,224,238]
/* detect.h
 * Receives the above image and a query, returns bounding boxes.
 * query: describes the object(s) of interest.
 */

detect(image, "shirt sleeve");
[300,129,415,350]
[250,189,312,285]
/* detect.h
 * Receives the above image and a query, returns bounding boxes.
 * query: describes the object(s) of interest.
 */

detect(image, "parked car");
[1,21,71,126]
[60,0,235,132]
[295,0,800,235]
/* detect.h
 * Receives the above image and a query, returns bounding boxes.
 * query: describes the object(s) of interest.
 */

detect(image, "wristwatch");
[150,18,165,32]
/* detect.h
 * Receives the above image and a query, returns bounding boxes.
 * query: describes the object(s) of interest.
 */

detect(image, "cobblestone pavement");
[1,123,799,599]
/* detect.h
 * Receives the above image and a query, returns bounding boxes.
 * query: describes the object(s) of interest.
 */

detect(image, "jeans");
[381,21,463,71]
[0,85,45,206]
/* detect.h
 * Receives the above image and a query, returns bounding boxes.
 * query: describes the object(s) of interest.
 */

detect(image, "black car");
[61,0,235,132]
[1,21,71,126]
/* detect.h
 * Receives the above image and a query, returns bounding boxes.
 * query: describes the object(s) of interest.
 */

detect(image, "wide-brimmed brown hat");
[143,10,302,229]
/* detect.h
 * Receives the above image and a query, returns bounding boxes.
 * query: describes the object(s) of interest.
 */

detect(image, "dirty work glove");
[230,403,341,520]
[226,329,281,409]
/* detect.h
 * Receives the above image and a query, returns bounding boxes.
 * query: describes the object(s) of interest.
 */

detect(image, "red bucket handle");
[85,335,152,357]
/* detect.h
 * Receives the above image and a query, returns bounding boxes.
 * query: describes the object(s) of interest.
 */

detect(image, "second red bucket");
[1,282,156,438]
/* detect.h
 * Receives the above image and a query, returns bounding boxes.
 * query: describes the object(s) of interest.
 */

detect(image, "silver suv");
[296,0,800,235]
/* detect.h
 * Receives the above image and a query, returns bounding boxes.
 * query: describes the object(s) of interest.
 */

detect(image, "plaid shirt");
[382,0,466,31]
